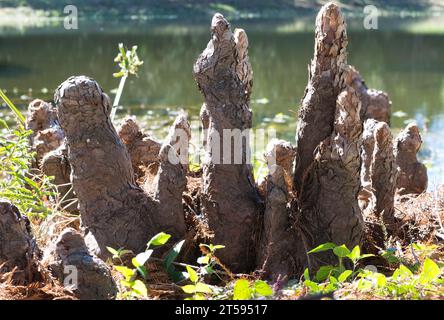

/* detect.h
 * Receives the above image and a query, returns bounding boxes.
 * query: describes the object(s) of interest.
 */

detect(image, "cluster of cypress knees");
[0,3,428,299]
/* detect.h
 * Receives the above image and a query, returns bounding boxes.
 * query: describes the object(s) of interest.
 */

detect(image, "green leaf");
[132,280,148,297]
[329,276,338,284]
[253,280,273,297]
[303,280,321,293]
[233,279,252,300]
[186,265,198,283]
[133,250,153,267]
[197,255,210,265]
[106,246,118,256]
[315,265,334,282]
[419,258,440,285]
[164,240,186,282]
[338,270,353,283]
[333,245,351,258]
[347,246,361,263]
[303,268,310,281]
[115,266,135,281]
[195,282,213,294]
[136,266,148,279]
[148,232,171,247]
[308,243,336,254]
[182,284,196,294]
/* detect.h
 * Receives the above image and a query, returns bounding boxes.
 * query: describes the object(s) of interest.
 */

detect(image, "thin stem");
[110,75,127,121]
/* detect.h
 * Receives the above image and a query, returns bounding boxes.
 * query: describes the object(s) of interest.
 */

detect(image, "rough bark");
[293,2,348,194]
[41,144,76,212]
[194,14,260,272]
[42,228,117,300]
[258,140,305,280]
[341,66,391,125]
[55,76,186,257]
[117,116,161,179]
[25,99,64,162]
[395,123,428,196]
[360,120,397,230]
[165,111,191,171]
[0,200,39,281]
[298,82,364,271]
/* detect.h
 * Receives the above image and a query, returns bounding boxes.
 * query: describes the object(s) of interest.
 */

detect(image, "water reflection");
[0,18,443,187]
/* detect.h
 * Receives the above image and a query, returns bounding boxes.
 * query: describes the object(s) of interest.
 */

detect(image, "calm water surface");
[1,17,443,188]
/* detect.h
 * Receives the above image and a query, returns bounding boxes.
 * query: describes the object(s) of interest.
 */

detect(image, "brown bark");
[41,144,76,212]
[42,228,117,300]
[360,120,397,230]
[165,111,191,171]
[117,117,161,179]
[341,66,391,125]
[395,123,428,196]
[293,3,348,194]
[258,140,305,280]
[55,76,186,257]
[194,14,260,272]
[297,81,364,271]
[0,200,39,282]
[360,121,398,252]
[26,99,64,162]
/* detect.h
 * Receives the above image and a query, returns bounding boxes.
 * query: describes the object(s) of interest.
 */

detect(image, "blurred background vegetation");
[2,0,444,20]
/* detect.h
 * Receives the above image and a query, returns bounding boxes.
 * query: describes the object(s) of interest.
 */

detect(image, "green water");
[1,17,443,187]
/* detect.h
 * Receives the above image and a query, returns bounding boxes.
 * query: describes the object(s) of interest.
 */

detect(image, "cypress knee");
[395,123,428,196]
[55,76,186,257]
[193,14,260,272]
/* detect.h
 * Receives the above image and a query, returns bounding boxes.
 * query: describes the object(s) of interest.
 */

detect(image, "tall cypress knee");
[193,14,260,272]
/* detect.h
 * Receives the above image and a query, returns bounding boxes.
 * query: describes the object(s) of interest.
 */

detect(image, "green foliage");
[0,88,25,126]
[0,128,57,218]
[300,242,444,299]
[110,43,143,120]
[110,232,171,299]
[180,243,226,300]
[232,279,273,300]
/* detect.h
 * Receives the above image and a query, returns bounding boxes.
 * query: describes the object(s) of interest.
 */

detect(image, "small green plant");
[0,128,57,218]
[181,244,226,300]
[110,43,144,120]
[297,242,444,299]
[109,232,171,299]
[0,88,25,126]
[232,279,273,300]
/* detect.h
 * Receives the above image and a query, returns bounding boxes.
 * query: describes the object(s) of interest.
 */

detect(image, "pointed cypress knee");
[193,14,260,272]
[55,76,186,257]
[294,2,348,194]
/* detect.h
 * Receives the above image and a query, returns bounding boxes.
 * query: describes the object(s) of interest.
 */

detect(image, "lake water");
[1,16,443,188]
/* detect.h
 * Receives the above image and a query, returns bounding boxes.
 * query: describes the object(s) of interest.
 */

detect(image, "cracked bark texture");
[341,66,391,125]
[26,99,64,162]
[395,123,428,196]
[257,141,304,280]
[194,14,260,272]
[294,3,348,194]
[117,117,161,178]
[298,83,364,271]
[41,144,76,212]
[0,200,39,280]
[165,112,191,171]
[42,228,117,300]
[360,120,397,230]
[55,76,186,257]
